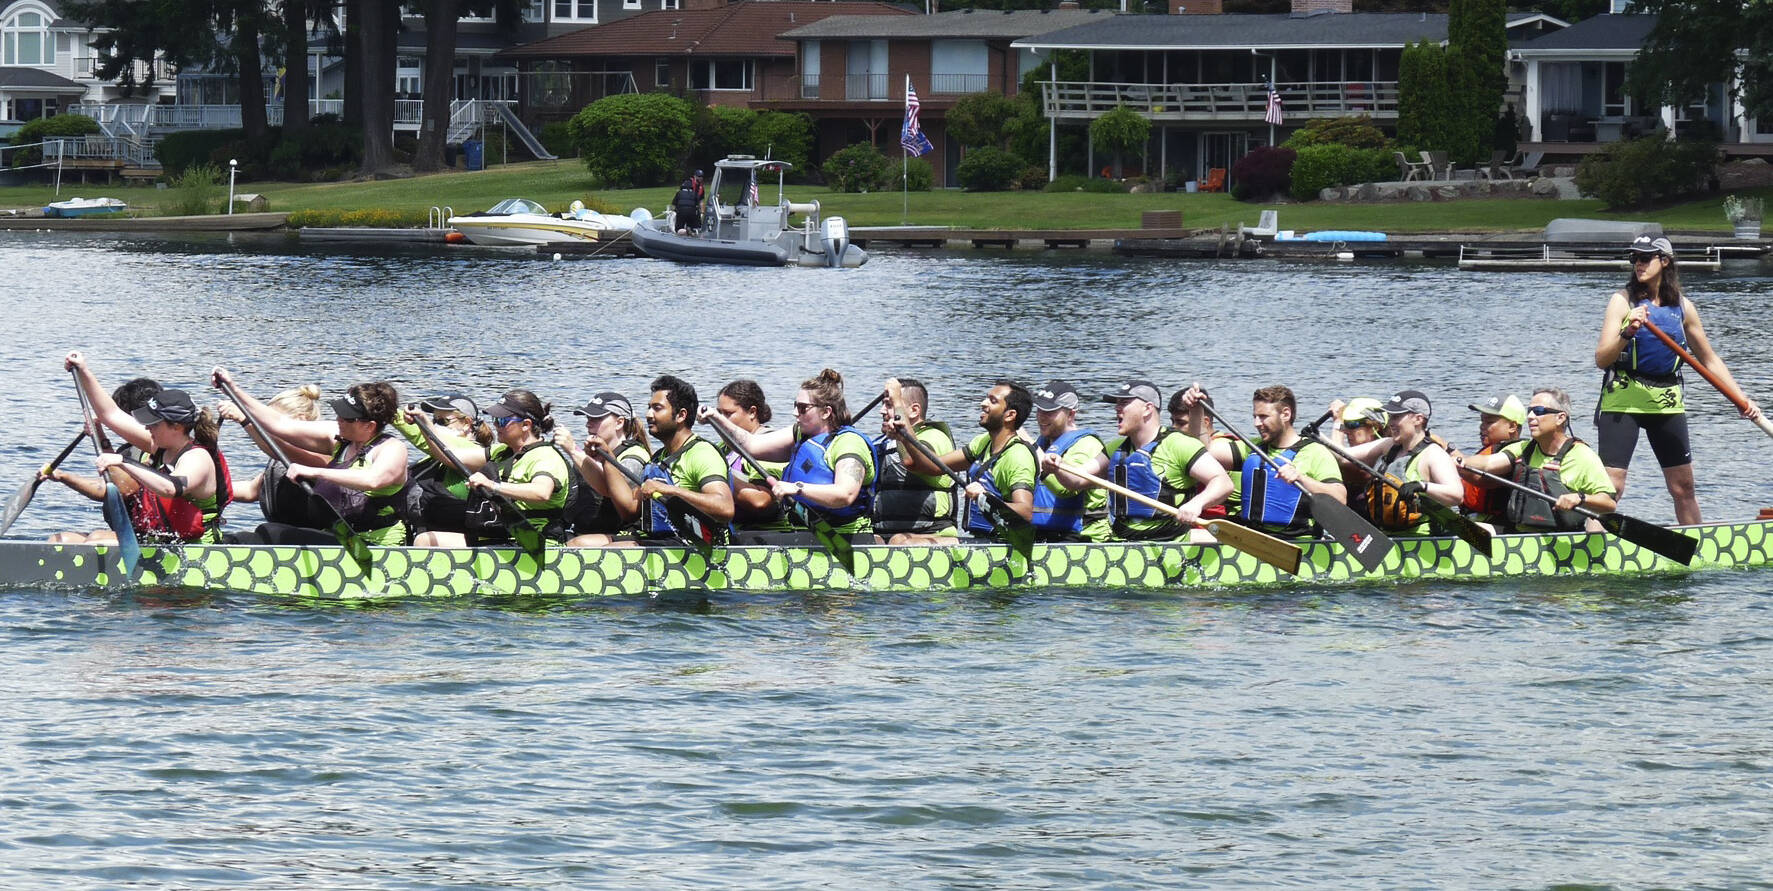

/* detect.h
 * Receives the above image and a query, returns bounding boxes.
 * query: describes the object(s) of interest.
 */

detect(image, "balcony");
[845,73,888,101]
[929,73,989,95]
[1041,80,1399,122]
[800,74,819,100]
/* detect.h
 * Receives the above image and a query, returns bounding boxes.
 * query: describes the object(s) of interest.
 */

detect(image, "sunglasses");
[1631,254,1662,265]
[1526,405,1564,416]
[493,414,526,427]
[793,401,821,414]
[1342,420,1376,430]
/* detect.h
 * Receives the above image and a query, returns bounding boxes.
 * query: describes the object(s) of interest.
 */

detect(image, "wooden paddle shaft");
[1055,462,1188,522]
[1641,318,1773,438]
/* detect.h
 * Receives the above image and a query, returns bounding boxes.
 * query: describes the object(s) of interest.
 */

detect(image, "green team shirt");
[718,428,792,532]
[963,432,1038,496]
[913,423,958,535]
[1500,438,1617,497]
[820,429,877,535]
[391,414,481,498]
[1599,373,1685,415]
[490,441,570,530]
[659,436,729,493]
[1085,431,1211,541]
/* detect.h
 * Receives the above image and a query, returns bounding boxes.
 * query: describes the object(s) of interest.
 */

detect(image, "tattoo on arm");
[836,457,865,486]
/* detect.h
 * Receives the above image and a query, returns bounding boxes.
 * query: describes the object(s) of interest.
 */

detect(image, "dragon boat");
[2,517,1770,600]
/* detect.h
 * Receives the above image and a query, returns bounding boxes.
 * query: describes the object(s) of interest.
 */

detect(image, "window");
[655,58,671,87]
[525,0,545,20]
[2,10,55,66]
[690,59,752,91]
[930,39,987,94]
[553,0,595,22]
[396,56,423,96]
[1602,61,1628,117]
[624,0,640,9]
[661,0,680,8]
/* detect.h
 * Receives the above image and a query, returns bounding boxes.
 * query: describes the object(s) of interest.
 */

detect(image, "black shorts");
[1594,411,1692,469]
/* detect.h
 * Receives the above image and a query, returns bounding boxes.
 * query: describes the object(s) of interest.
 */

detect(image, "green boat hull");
[3,518,1769,600]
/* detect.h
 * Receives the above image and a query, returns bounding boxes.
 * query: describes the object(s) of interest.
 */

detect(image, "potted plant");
[1724,195,1763,239]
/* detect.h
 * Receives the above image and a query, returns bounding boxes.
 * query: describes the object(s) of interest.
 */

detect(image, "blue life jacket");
[1620,299,1686,380]
[964,437,1035,536]
[784,426,874,521]
[1241,444,1308,531]
[1108,431,1182,535]
[1033,428,1100,533]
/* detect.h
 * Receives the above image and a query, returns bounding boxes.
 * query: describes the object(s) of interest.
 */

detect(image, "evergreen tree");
[1396,40,1451,152]
[1447,0,1507,164]
[1627,0,1773,125]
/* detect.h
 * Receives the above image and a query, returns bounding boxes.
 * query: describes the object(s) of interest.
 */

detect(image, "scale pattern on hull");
[2,521,1766,599]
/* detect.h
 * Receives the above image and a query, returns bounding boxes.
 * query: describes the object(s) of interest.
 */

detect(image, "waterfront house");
[0,0,173,135]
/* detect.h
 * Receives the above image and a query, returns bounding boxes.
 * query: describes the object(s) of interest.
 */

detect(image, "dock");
[1114,230,1768,268]
[537,231,641,258]
[0,211,288,232]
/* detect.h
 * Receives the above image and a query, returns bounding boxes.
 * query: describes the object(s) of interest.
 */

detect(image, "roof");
[501,0,913,59]
[782,7,1108,40]
[1013,12,1449,51]
[0,66,84,91]
[1514,13,1655,52]
[399,31,521,55]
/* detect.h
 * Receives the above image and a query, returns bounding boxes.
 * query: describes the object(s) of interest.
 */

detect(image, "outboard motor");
[823,216,850,268]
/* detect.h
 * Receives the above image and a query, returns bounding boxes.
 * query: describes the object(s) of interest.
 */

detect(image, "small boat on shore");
[43,197,127,218]
[3,517,1763,601]
[629,156,867,268]
[447,198,644,246]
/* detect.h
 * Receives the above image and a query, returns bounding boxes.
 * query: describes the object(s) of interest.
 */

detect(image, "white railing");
[800,74,820,100]
[845,73,889,101]
[42,136,159,167]
[1041,80,1399,121]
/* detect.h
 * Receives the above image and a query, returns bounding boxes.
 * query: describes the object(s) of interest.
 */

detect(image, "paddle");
[215,377,373,569]
[590,442,718,558]
[0,429,85,537]
[411,414,544,558]
[1456,460,1696,565]
[1194,396,1394,572]
[1307,432,1495,555]
[900,431,1035,565]
[1641,318,1773,439]
[1055,463,1301,575]
[72,371,139,573]
[703,418,858,576]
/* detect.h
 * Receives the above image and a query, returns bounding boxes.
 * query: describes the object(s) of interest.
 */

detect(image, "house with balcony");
[0,0,174,134]
[497,0,912,131]
[768,7,1107,185]
[1512,13,1773,154]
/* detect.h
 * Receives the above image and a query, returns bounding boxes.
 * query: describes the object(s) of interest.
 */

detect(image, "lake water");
[3,231,1773,887]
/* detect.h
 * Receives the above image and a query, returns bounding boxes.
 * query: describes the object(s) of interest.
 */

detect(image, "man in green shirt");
[1029,380,1106,541]
[1181,383,1345,537]
[889,380,1036,540]
[601,375,734,541]
[873,377,960,544]
[1459,387,1617,533]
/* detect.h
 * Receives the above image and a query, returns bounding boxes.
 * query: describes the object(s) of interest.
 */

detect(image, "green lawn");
[4,158,1767,233]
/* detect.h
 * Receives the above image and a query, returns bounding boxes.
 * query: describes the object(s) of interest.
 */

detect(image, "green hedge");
[956,146,1024,192]
[1575,136,1719,209]
[823,142,891,192]
[156,129,240,177]
[1289,145,1396,200]
[567,93,694,187]
[10,114,99,167]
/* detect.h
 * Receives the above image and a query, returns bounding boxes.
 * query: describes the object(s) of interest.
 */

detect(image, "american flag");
[747,175,759,207]
[901,75,934,157]
[1264,83,1284,126]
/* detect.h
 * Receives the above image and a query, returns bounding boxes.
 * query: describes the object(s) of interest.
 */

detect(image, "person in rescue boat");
[1595,234,1758,525]
[889,380,1038,541]
[1332,390,1463,535]
[1457,388,1616,533]
[56,354,228,544]
[1047,380,1231,543]
[596,375,733,544]
[1181,384,1341,538]
[701,368,877,539]
[872,377,960,545]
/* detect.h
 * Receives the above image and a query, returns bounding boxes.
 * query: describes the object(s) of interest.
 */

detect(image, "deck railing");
[845,73,889,101]
[1040,80,1399,121]
[929,73,989,95]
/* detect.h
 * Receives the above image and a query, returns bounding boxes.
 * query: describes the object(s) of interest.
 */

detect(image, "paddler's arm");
[1040,449,1109,491]
[1595,291,1634,370]
[1177,455,1232,525]
[65,351,153,453]
[1681,298,1762,419]
[1457,448,1513,476]
[472,471,555,505]
[1416,447,1465,508]
[771,455,865,510]
[1275,454,1346,503]
[211,366,340,454]
[46,468,110,502]
[287,439,408,492]
[599,455,645,521]
[638,477,735,524]
[399,410,489,472]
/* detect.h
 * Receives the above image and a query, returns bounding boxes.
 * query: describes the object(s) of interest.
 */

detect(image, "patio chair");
[1478,149,1514,181]
[1201,167,1227,193]
[1420,150,1450,180]
[1239,210,1279,239]
[1393,151,1430,182]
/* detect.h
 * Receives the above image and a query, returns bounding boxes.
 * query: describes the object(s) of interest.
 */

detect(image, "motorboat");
[629,157,867,268]
[43,197,127,217]
[447,198,644,246]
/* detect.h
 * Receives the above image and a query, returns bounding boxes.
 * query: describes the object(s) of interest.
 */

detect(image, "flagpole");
[902,152,908,225]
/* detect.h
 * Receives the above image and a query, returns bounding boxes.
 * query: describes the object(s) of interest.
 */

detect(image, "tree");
[1626,0,1773,126]
[567,93,695,186]
[415,0,521,172]
[1446,0,1507,164]
[1089,105,1148,178]
[357,0,398,175]
[947,90,1016,149]
[1397,40,1453,151]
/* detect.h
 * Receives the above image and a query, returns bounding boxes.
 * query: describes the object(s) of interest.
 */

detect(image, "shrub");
[285,208,432,228]
[1289,145,1395,200]
[539,121,575,158]
[11,114,100,167]
[1575,136,1719,209]
[900,156,934,191]
[1089,106,1149,177]
[1017,165,1050,191]
[1282,115,1388,150]
[697,105,756,163]
[955,146,1024,191]
[948,91,1017,149]
[157,129,239,177]
[1231,146,1296,201]
[159,164,221,216]
[747,111,813,175]
[567,93,695,187]
[823,142,891,192]
[1045,173,1090,192]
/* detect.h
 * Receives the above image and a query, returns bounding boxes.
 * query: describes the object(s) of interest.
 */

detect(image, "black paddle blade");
[802,507,858,575]
[0,477,44,537]
[1600,511,1697,566]
[1307,493,1393,572]
[1422,499,1494,556]
[329,520,373,570]
[512,521,546,560]
[103,484,140,575]
[665,500,717,558]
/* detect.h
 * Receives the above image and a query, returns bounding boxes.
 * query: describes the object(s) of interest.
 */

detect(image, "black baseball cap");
[1032,380,1080,412]
[1381,389,1432,419]
[131,388,198,426]
[419,394,478,418]
[486,394,540,423]
[329,391,370,421]
[572,392,633,419]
